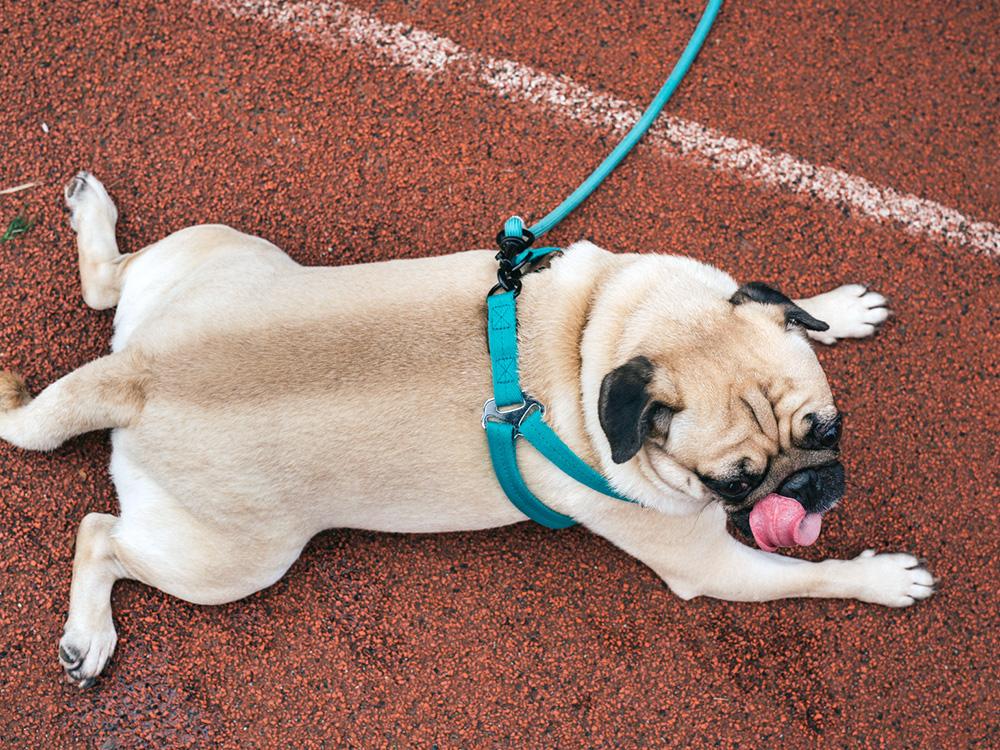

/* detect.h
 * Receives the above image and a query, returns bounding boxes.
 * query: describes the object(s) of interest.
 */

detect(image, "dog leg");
[64,171,133,310]
[58,513,128,688]
[0,353,145,450]
[667,542,936,607]
[59,466,306,688]
[795,285,890,345]
[587,504,934,606]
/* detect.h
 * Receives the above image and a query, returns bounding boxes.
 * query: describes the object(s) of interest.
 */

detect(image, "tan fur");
[7,173,931,688]
[0,371,31,410]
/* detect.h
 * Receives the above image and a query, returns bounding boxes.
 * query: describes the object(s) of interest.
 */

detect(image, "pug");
[0,173,934,688]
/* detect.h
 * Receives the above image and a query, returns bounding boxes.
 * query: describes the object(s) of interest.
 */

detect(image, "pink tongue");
[748,493,824,552]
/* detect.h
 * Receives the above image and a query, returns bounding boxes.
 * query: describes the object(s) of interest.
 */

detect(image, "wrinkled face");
[597,283,845,538]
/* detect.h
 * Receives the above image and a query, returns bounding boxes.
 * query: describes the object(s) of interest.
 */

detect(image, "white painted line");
[209,0,1000,256]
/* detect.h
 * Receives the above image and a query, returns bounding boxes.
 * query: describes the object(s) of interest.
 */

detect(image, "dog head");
[589,266,844,530]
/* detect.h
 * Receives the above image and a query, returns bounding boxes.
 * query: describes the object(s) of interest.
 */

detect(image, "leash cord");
[491,0,723,292]
[525,0,723,240]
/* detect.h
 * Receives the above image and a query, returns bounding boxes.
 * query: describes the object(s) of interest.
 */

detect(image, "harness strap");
[485,420,578,529]
[485,284,637,528]
[485,287,578,527]
[518,411,630,501]
[486,291,523,406]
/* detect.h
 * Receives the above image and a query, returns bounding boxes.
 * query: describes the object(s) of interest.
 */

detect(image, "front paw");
[807,284,890,344]
[845,549,936,607]
[0,371,31,411]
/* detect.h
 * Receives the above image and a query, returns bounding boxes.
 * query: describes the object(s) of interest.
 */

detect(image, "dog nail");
[59,645,80,667]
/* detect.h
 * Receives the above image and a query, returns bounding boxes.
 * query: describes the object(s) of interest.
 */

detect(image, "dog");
[0,172,934,688]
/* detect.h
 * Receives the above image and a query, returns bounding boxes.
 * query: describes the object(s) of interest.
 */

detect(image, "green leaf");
[1,215,33,243]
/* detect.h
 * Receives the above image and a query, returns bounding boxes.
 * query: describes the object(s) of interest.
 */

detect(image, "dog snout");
[805,411,842,449]
[781,467,818,496]
[777,462,845,513]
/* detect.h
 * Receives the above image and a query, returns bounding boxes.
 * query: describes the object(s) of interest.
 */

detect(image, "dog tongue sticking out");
[748,493,823,552]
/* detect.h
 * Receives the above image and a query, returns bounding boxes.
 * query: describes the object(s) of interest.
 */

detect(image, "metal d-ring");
[481,396,545,434]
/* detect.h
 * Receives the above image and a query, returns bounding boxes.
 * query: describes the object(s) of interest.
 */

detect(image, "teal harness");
[482,1,722,528]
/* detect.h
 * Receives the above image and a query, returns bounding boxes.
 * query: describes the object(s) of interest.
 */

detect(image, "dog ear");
[598,356,674,464]
[730,282,829,332]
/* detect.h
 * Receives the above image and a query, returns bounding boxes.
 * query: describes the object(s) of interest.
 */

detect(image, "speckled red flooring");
[0,1,997,747]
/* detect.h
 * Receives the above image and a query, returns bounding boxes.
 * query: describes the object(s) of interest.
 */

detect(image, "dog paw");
[59,622,117,688]
[846,549,936,607]
[64,171,117,233]
[0,371,31,411]
[804,284,890,345]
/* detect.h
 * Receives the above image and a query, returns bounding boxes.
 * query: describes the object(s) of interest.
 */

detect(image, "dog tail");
[0,350,148,451]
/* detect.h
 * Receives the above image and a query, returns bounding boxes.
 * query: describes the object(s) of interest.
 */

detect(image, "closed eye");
[700,475,759,501]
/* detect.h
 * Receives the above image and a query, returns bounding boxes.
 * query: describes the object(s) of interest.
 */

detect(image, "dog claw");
[59,644,82,669]
[64,171,92,202]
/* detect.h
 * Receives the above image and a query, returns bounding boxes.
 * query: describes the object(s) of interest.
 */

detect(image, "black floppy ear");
[730,281,829,332]
[598,356,673,464]
[783,305,830,332]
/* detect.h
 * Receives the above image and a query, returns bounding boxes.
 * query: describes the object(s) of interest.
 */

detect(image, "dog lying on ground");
[0,172,934,687]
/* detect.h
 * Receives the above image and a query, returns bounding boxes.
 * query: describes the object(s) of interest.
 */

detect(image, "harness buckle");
[481,396,545,434]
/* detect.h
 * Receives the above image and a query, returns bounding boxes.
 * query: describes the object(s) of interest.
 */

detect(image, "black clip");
[495,227,535,259]
[490,227,535,297]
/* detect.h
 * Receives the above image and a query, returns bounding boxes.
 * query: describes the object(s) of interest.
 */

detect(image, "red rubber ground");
[0,1,997,747]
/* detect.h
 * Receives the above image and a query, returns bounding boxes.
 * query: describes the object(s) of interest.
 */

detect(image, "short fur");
[1,173,932,687]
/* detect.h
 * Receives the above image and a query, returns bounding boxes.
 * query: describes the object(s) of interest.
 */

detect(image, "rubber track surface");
[0,1,996,747]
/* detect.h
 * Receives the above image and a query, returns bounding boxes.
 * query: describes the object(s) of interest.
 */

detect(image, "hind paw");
[64,171,118,233]
[59,621,117,689]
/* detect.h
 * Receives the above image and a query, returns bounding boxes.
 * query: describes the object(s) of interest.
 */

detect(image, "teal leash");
[483,1,723,528]
[526,0,724,240]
